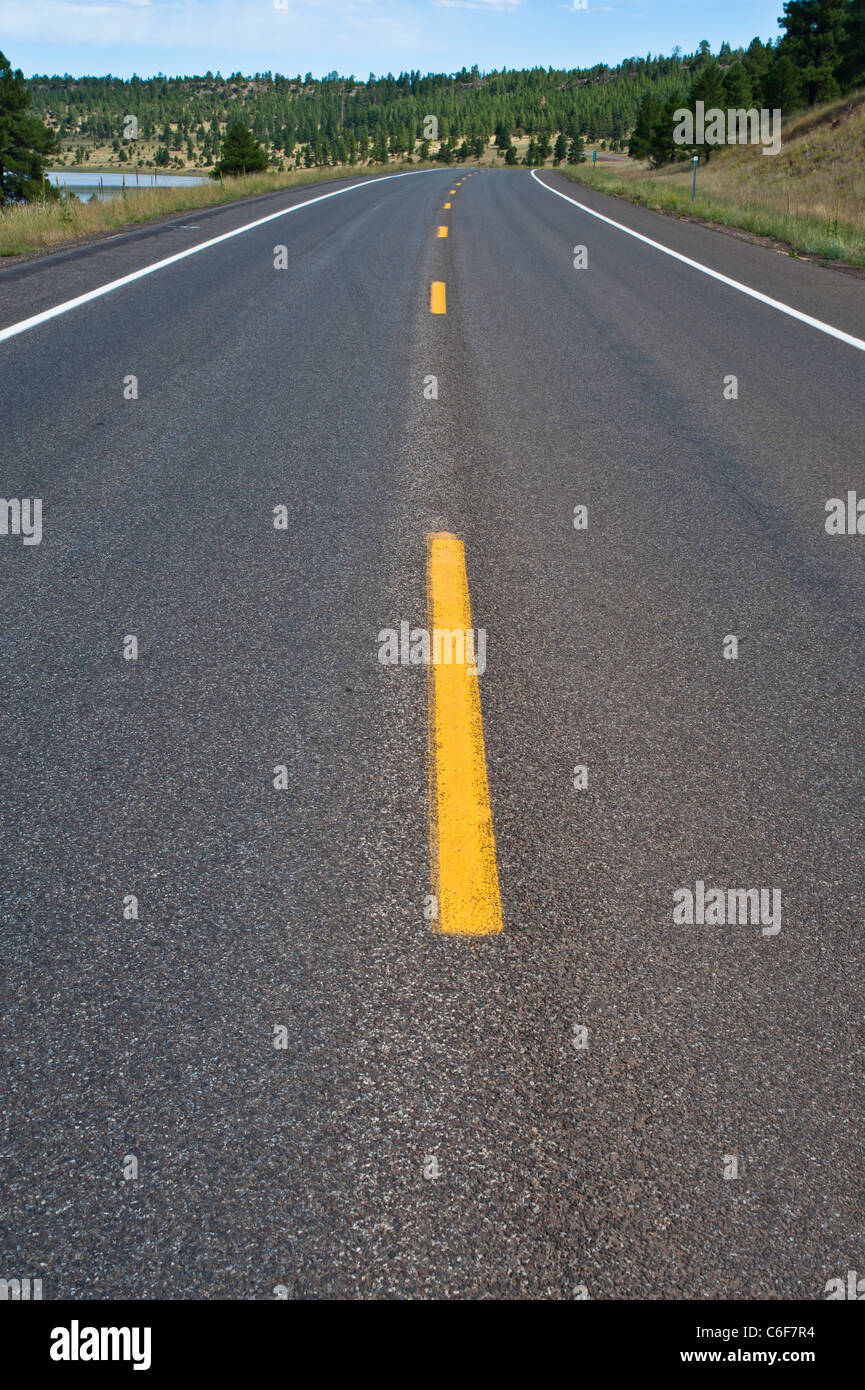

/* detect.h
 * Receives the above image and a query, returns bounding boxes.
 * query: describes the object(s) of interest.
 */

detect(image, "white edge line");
[530,169,865,354]
[0,169,441,345]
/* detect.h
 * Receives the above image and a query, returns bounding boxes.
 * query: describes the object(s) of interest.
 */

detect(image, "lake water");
[46,170,207,202]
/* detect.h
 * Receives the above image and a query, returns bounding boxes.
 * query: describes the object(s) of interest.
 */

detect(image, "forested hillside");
[11,0,865,177]
[21,45,772,171]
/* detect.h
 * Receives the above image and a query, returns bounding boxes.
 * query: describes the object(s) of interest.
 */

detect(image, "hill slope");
[561,90,865,267]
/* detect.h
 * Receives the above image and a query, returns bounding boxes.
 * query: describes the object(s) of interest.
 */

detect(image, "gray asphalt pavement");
[2,166,865,1298]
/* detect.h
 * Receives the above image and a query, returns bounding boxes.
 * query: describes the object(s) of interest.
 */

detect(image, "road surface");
[1,167,864,1299]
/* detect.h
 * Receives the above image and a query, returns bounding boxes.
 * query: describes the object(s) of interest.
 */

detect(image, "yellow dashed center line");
[427,533,502,936]
[437,225,448,238]
[430,280,446,314]
[443,201,451,209]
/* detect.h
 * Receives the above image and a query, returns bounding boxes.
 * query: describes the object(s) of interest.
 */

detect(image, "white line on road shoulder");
[530,169,865,354]
[0,169,441,345]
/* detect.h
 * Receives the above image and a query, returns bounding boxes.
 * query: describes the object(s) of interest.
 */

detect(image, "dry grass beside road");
[0,161,435,258]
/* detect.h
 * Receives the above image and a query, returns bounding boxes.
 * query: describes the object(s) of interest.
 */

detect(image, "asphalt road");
[2,166,865,1300]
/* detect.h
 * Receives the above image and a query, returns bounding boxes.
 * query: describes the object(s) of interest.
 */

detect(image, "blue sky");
[5,0,785,80]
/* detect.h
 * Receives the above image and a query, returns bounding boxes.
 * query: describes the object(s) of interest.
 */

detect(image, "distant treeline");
[27,58,702,164]
[21,39,806,169]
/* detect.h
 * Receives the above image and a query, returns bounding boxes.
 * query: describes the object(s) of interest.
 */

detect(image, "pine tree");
[743,36,774,102]
[210,121,267,176]
[779,0,847,104]
[553,131,567,163]
[838,0,865,88]
[723,64,753,109]
[0,50,58,201]
[763,51,805,109]
[648,93,688,167]
[688,60,726,112]
[371,127,388,163]
[681,62,727,162]
[567,133,586,163]
[628,94,661,160]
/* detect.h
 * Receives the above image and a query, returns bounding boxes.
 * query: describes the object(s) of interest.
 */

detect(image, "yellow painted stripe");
[430,280,446,314]
[427,533,502,936]
[449,189,456,194]
[437,225,448,238]
[443,201,451,208]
